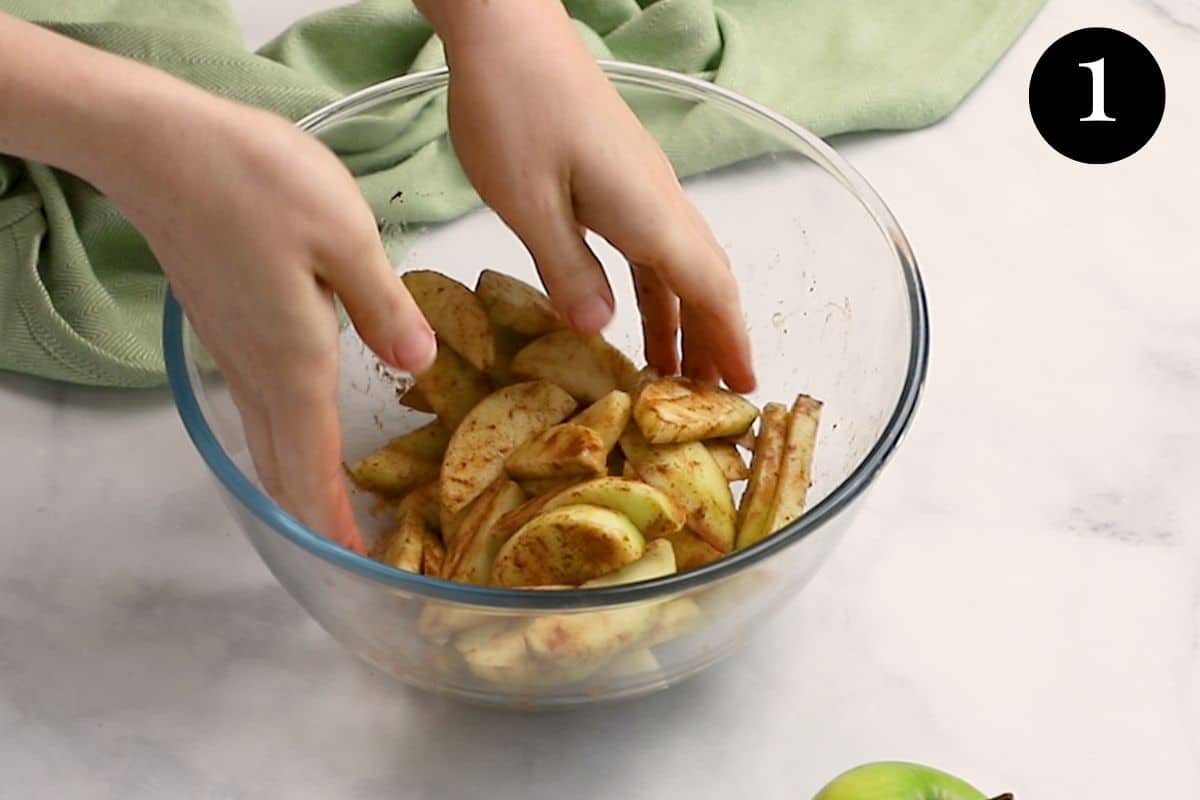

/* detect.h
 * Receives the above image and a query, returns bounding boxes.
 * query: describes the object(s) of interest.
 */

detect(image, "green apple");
[813,762,1011,800]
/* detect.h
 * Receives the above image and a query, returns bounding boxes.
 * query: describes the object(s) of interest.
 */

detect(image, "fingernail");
[568,295,613,335]
[394,323,437,374]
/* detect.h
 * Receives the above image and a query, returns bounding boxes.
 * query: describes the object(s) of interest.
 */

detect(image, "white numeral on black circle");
[1079,58,1116,122]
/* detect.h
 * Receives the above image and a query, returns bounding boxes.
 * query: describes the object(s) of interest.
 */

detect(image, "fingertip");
[566,295,614,335]
[645,336,680,376]
[686,361,721,385]
[726,368,757,394]
[398,324,438,375]
[646,348,680,377]
[630,263,680,377]
[717,338,757,393]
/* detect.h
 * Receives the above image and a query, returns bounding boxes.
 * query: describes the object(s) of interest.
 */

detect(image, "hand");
[424,0,756,392]
[100,91,436,553]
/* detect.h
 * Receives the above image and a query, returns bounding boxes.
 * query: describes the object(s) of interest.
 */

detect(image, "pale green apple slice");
[620,426,735,552]
[347,447,438,497]
[474,269,565,337]
[383,420,452,462]
[768,393,823,530]
[544,476,685,539]
[596,647,663,685]
[487,476,685,552]
[443,479,526,583]
[440,380,576,513]
[523,539,677,666]
[490,504,645,588]
[453,621,537,687]
[413,341,492,430]
[633,376,759,444]
[402,270,495,372]
[571,390,632,452]
[643,597,704,648]
[417,604,492,646]
[735,402,788,549]
[511,330,638,403]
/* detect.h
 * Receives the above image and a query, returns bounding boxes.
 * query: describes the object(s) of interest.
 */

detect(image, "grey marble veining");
[1146,0,1200,31]
[2,1,1199,798]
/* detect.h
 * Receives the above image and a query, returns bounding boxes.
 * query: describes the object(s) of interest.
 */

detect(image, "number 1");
[1079,58,1116,122]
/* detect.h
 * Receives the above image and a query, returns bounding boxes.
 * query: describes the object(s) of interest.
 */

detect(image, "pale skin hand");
[0,6,754,552]
[0,14,435,553]
[420,0,756,391]
[109,101,437,555]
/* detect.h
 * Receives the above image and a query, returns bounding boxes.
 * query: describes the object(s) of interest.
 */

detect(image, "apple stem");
[990,795,1014,800]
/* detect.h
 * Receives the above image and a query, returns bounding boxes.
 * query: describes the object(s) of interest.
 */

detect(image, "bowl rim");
[163,61,929,610]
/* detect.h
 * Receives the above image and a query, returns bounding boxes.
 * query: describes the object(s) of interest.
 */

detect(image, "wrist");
[416,0,574,62]
[83,76,231,200]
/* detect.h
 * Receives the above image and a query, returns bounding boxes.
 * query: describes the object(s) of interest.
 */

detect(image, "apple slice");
[491,476,685,548]
[549,477,684,538]
[724,428,757,452]
[735,402,788,550]
[643,596,703,648]
[414,341,493,429]
[620,426,735,552]
[511,330,638,403]
[393,480,441,531]
[523,539,676,665]
[706,441,750,482]
[453,621,537,687]
[490,504,646,587]
[571,390,632,452]
[347,447,438,497]
[371,512,427,572]
[453,620,602,689]
[440,380,576,513]
[397,385,435,413]
[418,604,491,645]
[474,269,565,337]
[487,326,530,386]
[421,526,446,578]
[402,270,495,371]
[626,365,661,398]
[596,647,664,685]
[418,600,496,645]
[440,501,468,549]
[445,541,681,686]
[504,424,608,480]
[384,420,452,462]
[660,526,723,571]
[769,394,823,530]
[633,377,759,444]
[443,479,526,583]
[517,477,583,497]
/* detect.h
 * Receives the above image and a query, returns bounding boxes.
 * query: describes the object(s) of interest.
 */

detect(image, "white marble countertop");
[3,1,1198,797]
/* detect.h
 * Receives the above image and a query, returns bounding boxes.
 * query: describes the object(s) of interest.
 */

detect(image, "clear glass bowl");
[164,63,928,709]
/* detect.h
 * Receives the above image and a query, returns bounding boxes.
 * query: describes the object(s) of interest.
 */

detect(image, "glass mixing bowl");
[164,63,928,708]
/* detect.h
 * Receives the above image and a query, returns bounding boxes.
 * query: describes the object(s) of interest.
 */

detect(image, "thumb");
[327,242,437,374]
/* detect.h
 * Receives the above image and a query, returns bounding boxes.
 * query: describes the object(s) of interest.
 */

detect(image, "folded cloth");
[0,0,1042,387]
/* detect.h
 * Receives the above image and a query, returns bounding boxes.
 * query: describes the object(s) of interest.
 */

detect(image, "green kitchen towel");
[0,0,1043,388]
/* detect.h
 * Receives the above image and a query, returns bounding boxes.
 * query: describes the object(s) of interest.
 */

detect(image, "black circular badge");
[1029,28,1165,164]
